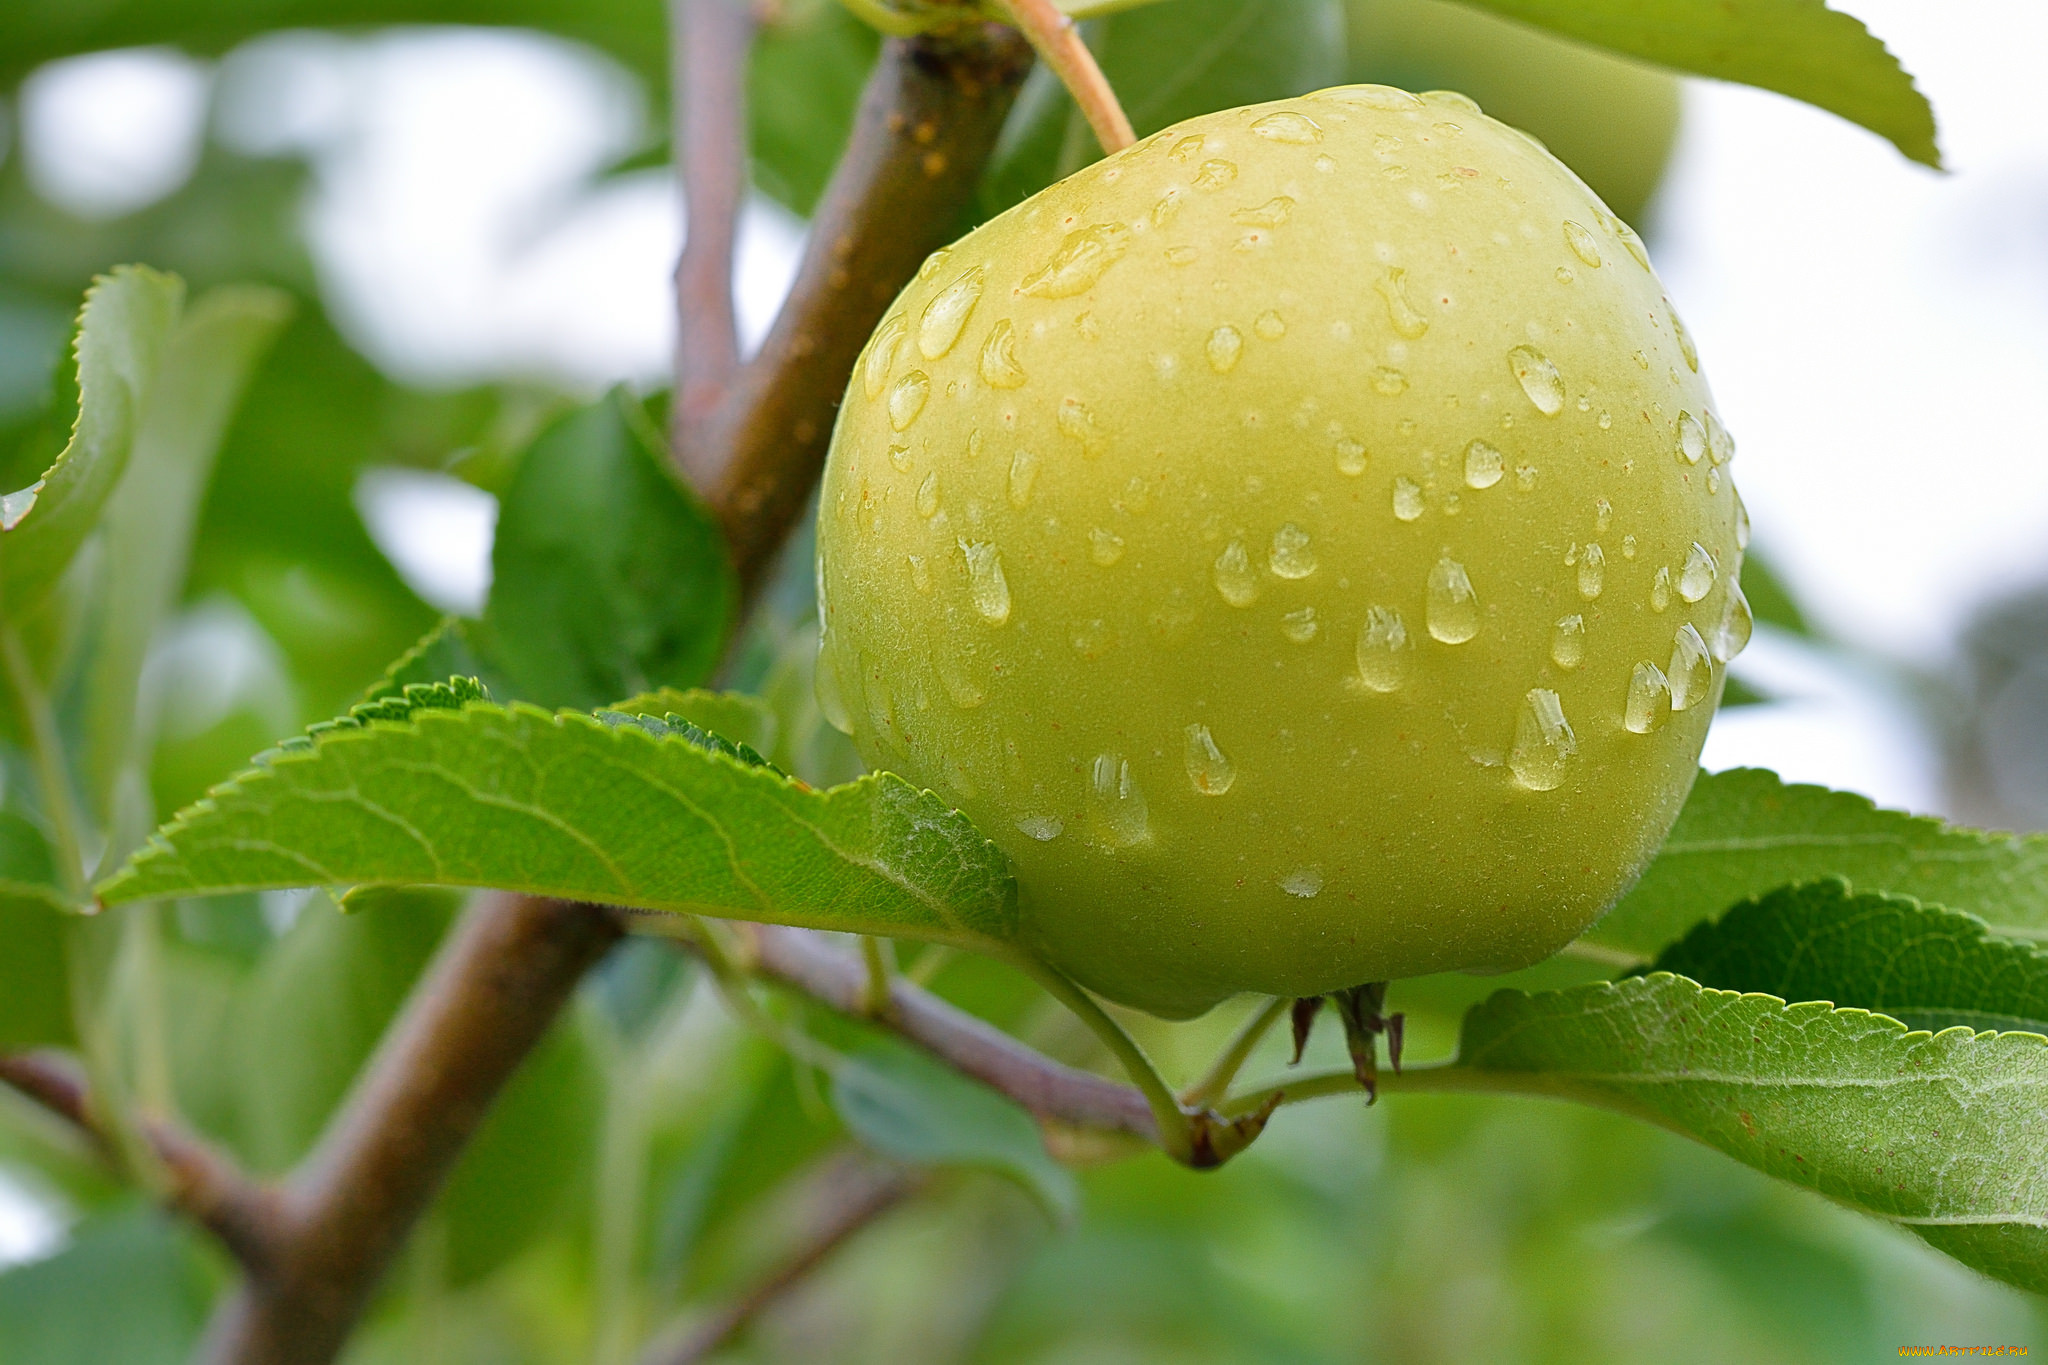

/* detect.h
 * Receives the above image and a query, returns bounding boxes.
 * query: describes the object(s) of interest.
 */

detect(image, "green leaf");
[0,267,183,614]
[1440,0,1939,168]
[474,391,736,713]
[0,1205,215,1365]
[600,687,780,760]
[233,886,460,1173]
[0,896,72,1048]
[832,1039,1077,1222]
[982,0,1346,216]
[1592,768,2048,959]
[77,285,293,820]
[99,699,1018,950]
[1652,880,2048,1038]
[1453,973,2048,1294]
[435,1008,603,1286]
[751,3,880,217]
[1740,551,1811,638]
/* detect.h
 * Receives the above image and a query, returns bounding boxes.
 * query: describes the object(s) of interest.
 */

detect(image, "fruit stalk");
[992,0,1136,153]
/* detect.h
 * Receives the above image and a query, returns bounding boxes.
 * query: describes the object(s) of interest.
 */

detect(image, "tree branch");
[688,23,1034,594]
[677,923,1157,1140]
[636,1149,922,1365]
[201,894,626,1365]
[0,1050,281,1271]
[671,0,758,453]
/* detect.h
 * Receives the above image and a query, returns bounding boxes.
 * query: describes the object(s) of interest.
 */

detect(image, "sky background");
[5,0,2048,1272]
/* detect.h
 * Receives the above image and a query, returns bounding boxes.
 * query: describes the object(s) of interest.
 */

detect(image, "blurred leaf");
[1345,0,1680,224]
[0,1204,217,1365]
[750,2,879,216]
[367,615,499,700]
[76,285,293,821]
[474,391,735,712]
[0,896,72,1048]
[1652,879,2048,1037]
[0,267,182,615]
[1741,551,1811,637]
[1592,768,2048,959]
[1443,0,1939,168]
[436,1007,603,1286]
[235,886,459,1172]
[981,0,1346,216]
[1453,972,2048,1293]
[833,1040,1076,1222]
[100,696,1020,949]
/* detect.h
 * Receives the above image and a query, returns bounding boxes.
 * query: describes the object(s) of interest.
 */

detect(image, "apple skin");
[816,86,1746,1019]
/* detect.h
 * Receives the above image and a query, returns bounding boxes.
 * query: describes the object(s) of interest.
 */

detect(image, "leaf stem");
[859,935,896,1016]
[1182,996,1287,1109]
[1012,955,1194,1163]
[1218,1061,1545,1118]
[993,0,1134,154]
[0,624,89,902]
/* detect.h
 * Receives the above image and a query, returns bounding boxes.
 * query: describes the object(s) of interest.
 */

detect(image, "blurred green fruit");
[1348,0,1682,226]
[817,87,1746,1018]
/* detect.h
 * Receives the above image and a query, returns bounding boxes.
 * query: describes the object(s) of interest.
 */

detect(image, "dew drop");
[1057,397,1102,455]
[1213,540,1259,607]
[1515,463,1538,491]
[1713,581,1754,662]
[1507,345,1564,416]
[1254,309,1287,340]
[1668,623,1714,710]
[1422,89,1481,114]
[1676,411,1706,465]
[1280,867,1325,898]
[815,646,854,735]
[1151,188,1184,225]
[1734,492,1751,551]
[1427,557,1480,644]
[887,445,912,473]
[1551,614,1586,669]
[1206,325,1244,373]
[1464,439,1504,489]
[1678,542,1718,603]
[1374,267,1430,340]
[907,553,930,592]
[1017,815,1063,842]
[1706,410,1735,465]
[939,659,985,708]
[1510,688,1577,792]
[1706,465,1722,495]
[1281,606,1319,643]
[862,313,906,400]
[1021,223,1133,299]
[916,471,940,517]
[1577,542,1606,600]
[1562,220,1602,267]
[1355,607,1412,692]
[1269,523,1317,579]
[1624,662,1672,734]
[1194,159,1238,190]
[918,267,984,359]
[1669,302,1700,372]
[1616,221,1651,269]
[1007,450,1040,508]
[1088,753,1150,847]
[1231,196,1296,226]
[1621,533,1638,560]
[959,540,1011,625]
[1330,85,1423,111]
[1594,498,1612,532]
[1373,367,1409,396]
[1169,135,1205,162]
[887,371,930,431]
[1251,111,1323,144]
[979,318,1027,389]
[1336,438,1369,476]
[1183,723,1237,795]
[1165,245,1198,267]
[1393,477,1425,521]
[1651,566,1672,612]
[1089,526,1126,566]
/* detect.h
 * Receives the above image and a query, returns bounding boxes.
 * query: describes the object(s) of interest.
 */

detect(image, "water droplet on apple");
[1251,111,1323,144]
[1183,723,1236,795]
[919,267,984,359]
[888,371,930,431]
[1625,662,1671,734]
[1562,220,1602,267]
[959,539,1011,625]
[1509,688,1576,791]
[1577,542,1605,600]
[1551,614,1585,669]
[1393,477,1424,522]
[1021,223,1132,298]
[1089,526,1126,566]
[1213,540,1259,607]
[1427,556,1479,643]
[1089,753,1150,847]
[1281,606,1319,643]
[1668,623,1713,710]
[1507,345,1564,416]
[1464,439,1503,489]
[1206,325,1243,373]
[1269,523,1317,579]
[1678,542,1717,602]
[979,318,1027,389]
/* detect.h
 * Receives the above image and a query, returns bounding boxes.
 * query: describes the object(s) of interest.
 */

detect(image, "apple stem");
[1183,996,1289,1109]
[1015,956,1199,1163]
[994,0,1136,154]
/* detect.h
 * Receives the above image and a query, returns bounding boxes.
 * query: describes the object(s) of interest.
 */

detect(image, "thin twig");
[671,0,758,458]
[687,23,1034,594]
[201,895,626,1365]
[0,1051,282,1271]
[670,923,1156,1140]
[636,1150,923,1365]
[1182,996,1288,1109]
[995,0,1134,154]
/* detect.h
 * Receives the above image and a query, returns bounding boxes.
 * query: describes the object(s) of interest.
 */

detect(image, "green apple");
[816,86,1748,1018]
